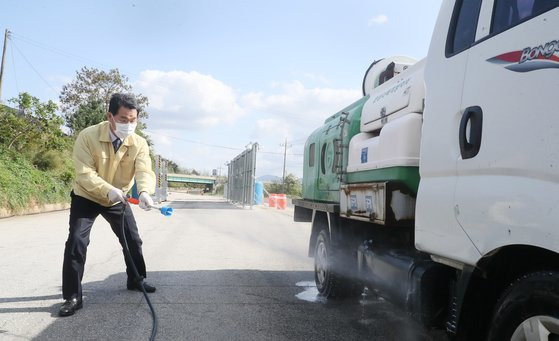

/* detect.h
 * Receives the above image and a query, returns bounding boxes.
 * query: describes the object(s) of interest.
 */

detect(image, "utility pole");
[0,29,11,103]
[280,138,291,194]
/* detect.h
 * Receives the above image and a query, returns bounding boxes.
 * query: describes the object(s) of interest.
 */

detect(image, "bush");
[58,169,74,185]
[0,93,75,214]
[0,147,73,213]
[263,173,302,197]
[33,150,63,171]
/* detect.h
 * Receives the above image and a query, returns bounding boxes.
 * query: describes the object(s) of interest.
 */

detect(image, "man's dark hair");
[108,93,138,116]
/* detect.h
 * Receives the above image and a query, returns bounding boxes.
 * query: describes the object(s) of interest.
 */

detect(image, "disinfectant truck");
[293,1,559,339]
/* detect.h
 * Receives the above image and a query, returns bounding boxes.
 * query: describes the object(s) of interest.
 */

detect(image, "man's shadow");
[0,269,447,341]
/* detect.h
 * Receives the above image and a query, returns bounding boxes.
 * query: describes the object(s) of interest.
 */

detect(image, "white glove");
[139,192,154,211]
[108,188,127,204]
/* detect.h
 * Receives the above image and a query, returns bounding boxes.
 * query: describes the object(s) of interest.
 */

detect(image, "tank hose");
[121,202,158,341]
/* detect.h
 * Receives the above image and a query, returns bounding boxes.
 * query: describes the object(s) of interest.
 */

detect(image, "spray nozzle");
[127,197,173,217]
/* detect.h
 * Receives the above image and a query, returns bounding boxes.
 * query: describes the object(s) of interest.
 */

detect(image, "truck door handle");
[459,106,483,159]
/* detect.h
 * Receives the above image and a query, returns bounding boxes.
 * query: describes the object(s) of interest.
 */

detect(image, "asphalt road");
[0,192,448,340]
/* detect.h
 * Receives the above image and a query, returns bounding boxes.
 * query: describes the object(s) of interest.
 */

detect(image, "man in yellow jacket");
[59,93,156,317]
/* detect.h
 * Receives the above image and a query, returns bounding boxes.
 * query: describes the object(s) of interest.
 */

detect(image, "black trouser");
[62,191,147,300]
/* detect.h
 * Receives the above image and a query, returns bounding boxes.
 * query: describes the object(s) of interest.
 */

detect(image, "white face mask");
[114,122,137,139]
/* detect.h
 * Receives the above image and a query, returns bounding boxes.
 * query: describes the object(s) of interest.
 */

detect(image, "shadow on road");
[0,294,61,315]
[0,294,61,304]
[7,270,448,341]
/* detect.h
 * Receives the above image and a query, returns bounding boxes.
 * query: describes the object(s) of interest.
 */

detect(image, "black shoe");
[58,297,83,317]
[127,280,156,293]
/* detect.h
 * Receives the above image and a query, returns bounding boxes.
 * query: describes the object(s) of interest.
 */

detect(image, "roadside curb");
[0,202,70,219]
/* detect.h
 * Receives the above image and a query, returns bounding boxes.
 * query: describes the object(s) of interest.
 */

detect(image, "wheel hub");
[315,242,328,286]
[511,315,559,341]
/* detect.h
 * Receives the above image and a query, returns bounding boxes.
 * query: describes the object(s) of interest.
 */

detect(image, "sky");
[0,0,442,178]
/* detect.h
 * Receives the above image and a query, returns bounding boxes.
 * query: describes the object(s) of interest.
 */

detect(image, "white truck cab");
[418,0,559,267]
[293,1,559,339]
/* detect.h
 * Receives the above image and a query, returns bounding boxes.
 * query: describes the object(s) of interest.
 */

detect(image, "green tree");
[264,182,282,195]
[284,173,302,197]
[0,93,68,153]
[263,174,302,196]
[164,158,181,173]
[60,67,149,134]
[65,99,106,135]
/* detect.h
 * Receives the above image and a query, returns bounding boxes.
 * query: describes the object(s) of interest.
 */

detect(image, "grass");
[0,147,74,213]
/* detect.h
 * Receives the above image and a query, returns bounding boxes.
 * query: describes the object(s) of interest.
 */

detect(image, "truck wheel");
[314,230,361,298]
[487,271,559,341]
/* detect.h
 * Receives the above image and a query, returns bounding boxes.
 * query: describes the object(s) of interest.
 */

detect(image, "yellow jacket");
[72,121,155,207]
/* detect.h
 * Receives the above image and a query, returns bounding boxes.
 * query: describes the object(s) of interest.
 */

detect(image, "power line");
[262,164,303,174]
[9,33,326,142]
[145,129,303,156]
[250,106,320,124]
[289,137,308,144]
[259,150,303,156]
[11,39,58,95]
[10,33,169,93]
[144,130,244,151]
[7,32,310,157]
[10,32,113,70]
[10,39,18,94]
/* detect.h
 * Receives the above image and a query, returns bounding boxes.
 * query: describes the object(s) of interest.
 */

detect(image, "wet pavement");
[0,192,448,340]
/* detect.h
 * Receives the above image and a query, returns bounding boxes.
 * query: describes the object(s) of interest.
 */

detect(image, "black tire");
[487,271,559,341]
[314,230,361,298]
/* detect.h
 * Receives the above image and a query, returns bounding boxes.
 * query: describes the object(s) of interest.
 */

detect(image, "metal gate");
[226,143,258,208]
[154,155,168,203]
